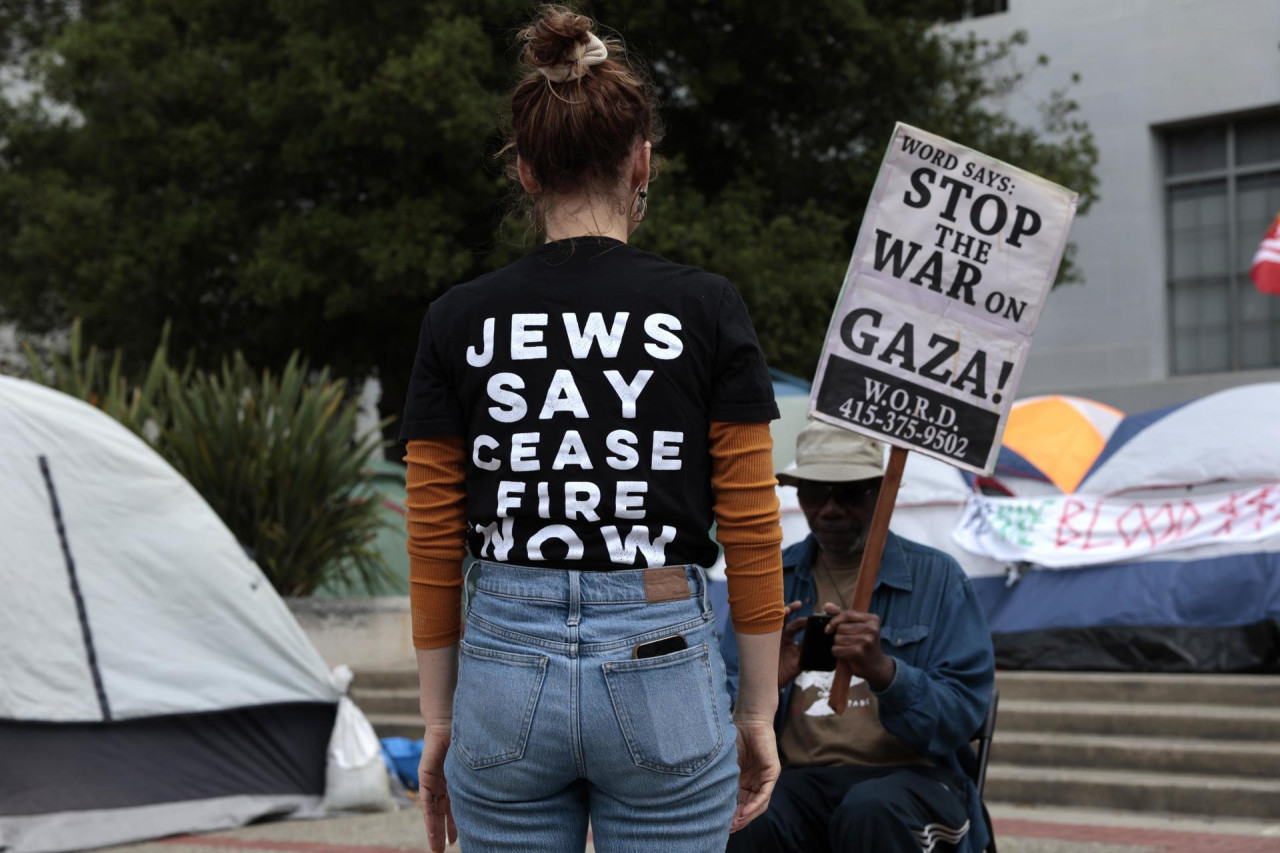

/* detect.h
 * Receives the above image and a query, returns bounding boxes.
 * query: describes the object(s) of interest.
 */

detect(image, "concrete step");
[992,731,1280,778]
[353,667,417,690]
[984,764,1280,819]
[352,687,420,716]
[999,700,1280,741]
[996,671,1280,707]
[368,713,424,740]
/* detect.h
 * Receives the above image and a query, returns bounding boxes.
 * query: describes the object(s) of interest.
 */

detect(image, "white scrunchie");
[538,33,608,83]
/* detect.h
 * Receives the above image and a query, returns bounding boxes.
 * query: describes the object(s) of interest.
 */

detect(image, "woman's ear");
[631,140,652,190]
[517,156,541,194]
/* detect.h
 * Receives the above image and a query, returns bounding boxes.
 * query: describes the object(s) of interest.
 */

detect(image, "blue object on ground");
[380,737,422,791]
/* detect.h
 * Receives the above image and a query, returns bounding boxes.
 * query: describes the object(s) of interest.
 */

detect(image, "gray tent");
[0,376,340,852]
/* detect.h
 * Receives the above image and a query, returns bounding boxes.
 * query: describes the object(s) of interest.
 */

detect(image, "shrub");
[20,323,395,597]
[20,318,182,439]
[159,352,393,597]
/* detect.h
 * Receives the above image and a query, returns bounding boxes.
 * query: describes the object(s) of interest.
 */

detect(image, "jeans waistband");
[468,560,712,613]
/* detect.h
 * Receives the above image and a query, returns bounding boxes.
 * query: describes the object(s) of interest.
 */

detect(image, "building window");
[1166,114,1280,374]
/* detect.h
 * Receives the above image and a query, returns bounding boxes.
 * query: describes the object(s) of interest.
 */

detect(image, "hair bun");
[504,3,662,222]
[521,5,595,71]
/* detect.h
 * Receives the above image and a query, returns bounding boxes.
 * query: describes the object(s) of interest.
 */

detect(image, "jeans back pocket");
[453,642,549,770]
[601,643,724,776]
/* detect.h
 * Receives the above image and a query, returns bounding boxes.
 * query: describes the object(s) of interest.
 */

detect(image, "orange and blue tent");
[973,384,1280,671]
[990,395,1124,493]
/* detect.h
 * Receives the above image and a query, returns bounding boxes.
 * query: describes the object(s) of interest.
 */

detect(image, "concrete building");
[955,0,1280,410]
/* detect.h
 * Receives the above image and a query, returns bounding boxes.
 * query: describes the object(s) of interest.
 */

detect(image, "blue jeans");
[444,561,740,852]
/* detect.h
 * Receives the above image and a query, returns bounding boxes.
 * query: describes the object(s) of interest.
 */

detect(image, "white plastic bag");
[322,665,395,812]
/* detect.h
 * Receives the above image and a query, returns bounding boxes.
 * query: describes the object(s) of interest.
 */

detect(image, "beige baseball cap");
[776,420,885,486]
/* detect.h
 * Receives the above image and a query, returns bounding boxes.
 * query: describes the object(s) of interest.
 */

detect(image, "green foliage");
[635,160,852,373]
[20,323,394,597]
[0,0,530,447]
[605,3,1099,374]
[0,0,1099,401]
[20,317,183,436]
[159,352,394,597]
[0,0,76,66]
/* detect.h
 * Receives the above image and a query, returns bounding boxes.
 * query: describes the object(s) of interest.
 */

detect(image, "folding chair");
[973,687,1000,797]
[971,687,1000,852]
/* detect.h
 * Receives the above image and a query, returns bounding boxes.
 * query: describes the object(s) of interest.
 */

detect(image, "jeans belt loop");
[566,569,582,627]
[692,563,712,617]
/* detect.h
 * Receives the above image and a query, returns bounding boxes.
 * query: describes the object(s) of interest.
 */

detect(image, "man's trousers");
[726,764,972,853]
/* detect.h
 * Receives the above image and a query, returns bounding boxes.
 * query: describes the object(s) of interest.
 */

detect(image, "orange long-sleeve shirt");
[404,422,784,649]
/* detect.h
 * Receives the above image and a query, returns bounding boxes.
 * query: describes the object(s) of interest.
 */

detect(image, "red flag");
[1251,211,1280,296]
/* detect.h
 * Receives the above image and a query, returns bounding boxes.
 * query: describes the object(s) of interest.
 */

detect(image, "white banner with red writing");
[952,485,1280,568]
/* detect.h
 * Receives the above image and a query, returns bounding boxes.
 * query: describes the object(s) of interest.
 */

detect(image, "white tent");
[1080,382,1280,494]
[0,376,340,852]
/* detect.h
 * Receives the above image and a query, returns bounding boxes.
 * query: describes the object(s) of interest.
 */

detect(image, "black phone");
[798,614,836,672]
[634,634,688,659]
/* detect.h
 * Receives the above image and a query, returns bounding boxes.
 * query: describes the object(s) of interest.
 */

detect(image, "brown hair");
[504,5,663,226]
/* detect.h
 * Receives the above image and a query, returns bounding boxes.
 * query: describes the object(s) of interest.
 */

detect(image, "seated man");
[722,421,995,853]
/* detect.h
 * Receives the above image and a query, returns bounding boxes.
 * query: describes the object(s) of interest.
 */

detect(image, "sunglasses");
[796,480,879,507]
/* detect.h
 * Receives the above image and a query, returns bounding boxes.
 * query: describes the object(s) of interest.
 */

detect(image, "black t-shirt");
[400,236,778,570]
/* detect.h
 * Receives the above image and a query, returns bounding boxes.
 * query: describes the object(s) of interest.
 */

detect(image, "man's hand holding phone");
[781,601,898,692]
[777,600,808,688]
[822,603,897,691]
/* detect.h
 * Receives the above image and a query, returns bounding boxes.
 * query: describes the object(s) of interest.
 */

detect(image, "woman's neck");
[542,190,631,243]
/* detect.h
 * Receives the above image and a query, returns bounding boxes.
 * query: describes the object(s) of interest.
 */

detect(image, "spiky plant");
[158,352,395,597]
[21,318,181,439]
[21,321,395,597]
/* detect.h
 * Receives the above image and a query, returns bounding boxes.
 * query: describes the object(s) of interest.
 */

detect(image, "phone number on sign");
[835,397,970,459]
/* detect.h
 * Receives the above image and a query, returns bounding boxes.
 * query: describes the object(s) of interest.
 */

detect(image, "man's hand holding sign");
[811,124,1078,712]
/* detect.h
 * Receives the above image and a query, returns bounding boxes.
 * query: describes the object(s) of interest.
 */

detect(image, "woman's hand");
[418,723,457,852]
[730,713,780,834]
[414,646,460,851]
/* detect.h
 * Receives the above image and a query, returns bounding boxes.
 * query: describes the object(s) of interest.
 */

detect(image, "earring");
[630,185,648,222]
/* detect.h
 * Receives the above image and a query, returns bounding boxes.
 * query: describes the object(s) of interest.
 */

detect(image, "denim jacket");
[720,531,995,853]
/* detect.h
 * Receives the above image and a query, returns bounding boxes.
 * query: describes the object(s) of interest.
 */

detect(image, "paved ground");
[100,801,1280,853]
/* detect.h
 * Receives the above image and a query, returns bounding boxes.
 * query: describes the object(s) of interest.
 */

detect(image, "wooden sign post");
[827,445,908,714]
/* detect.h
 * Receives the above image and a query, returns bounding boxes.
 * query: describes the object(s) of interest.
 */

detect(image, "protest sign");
[810,123,1078,475]
[953,484,1280,568]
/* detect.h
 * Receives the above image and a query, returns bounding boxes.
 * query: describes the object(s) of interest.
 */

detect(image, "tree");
[609,0,1097,374]
[0,0,532,457]
[0,0,1096,454]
